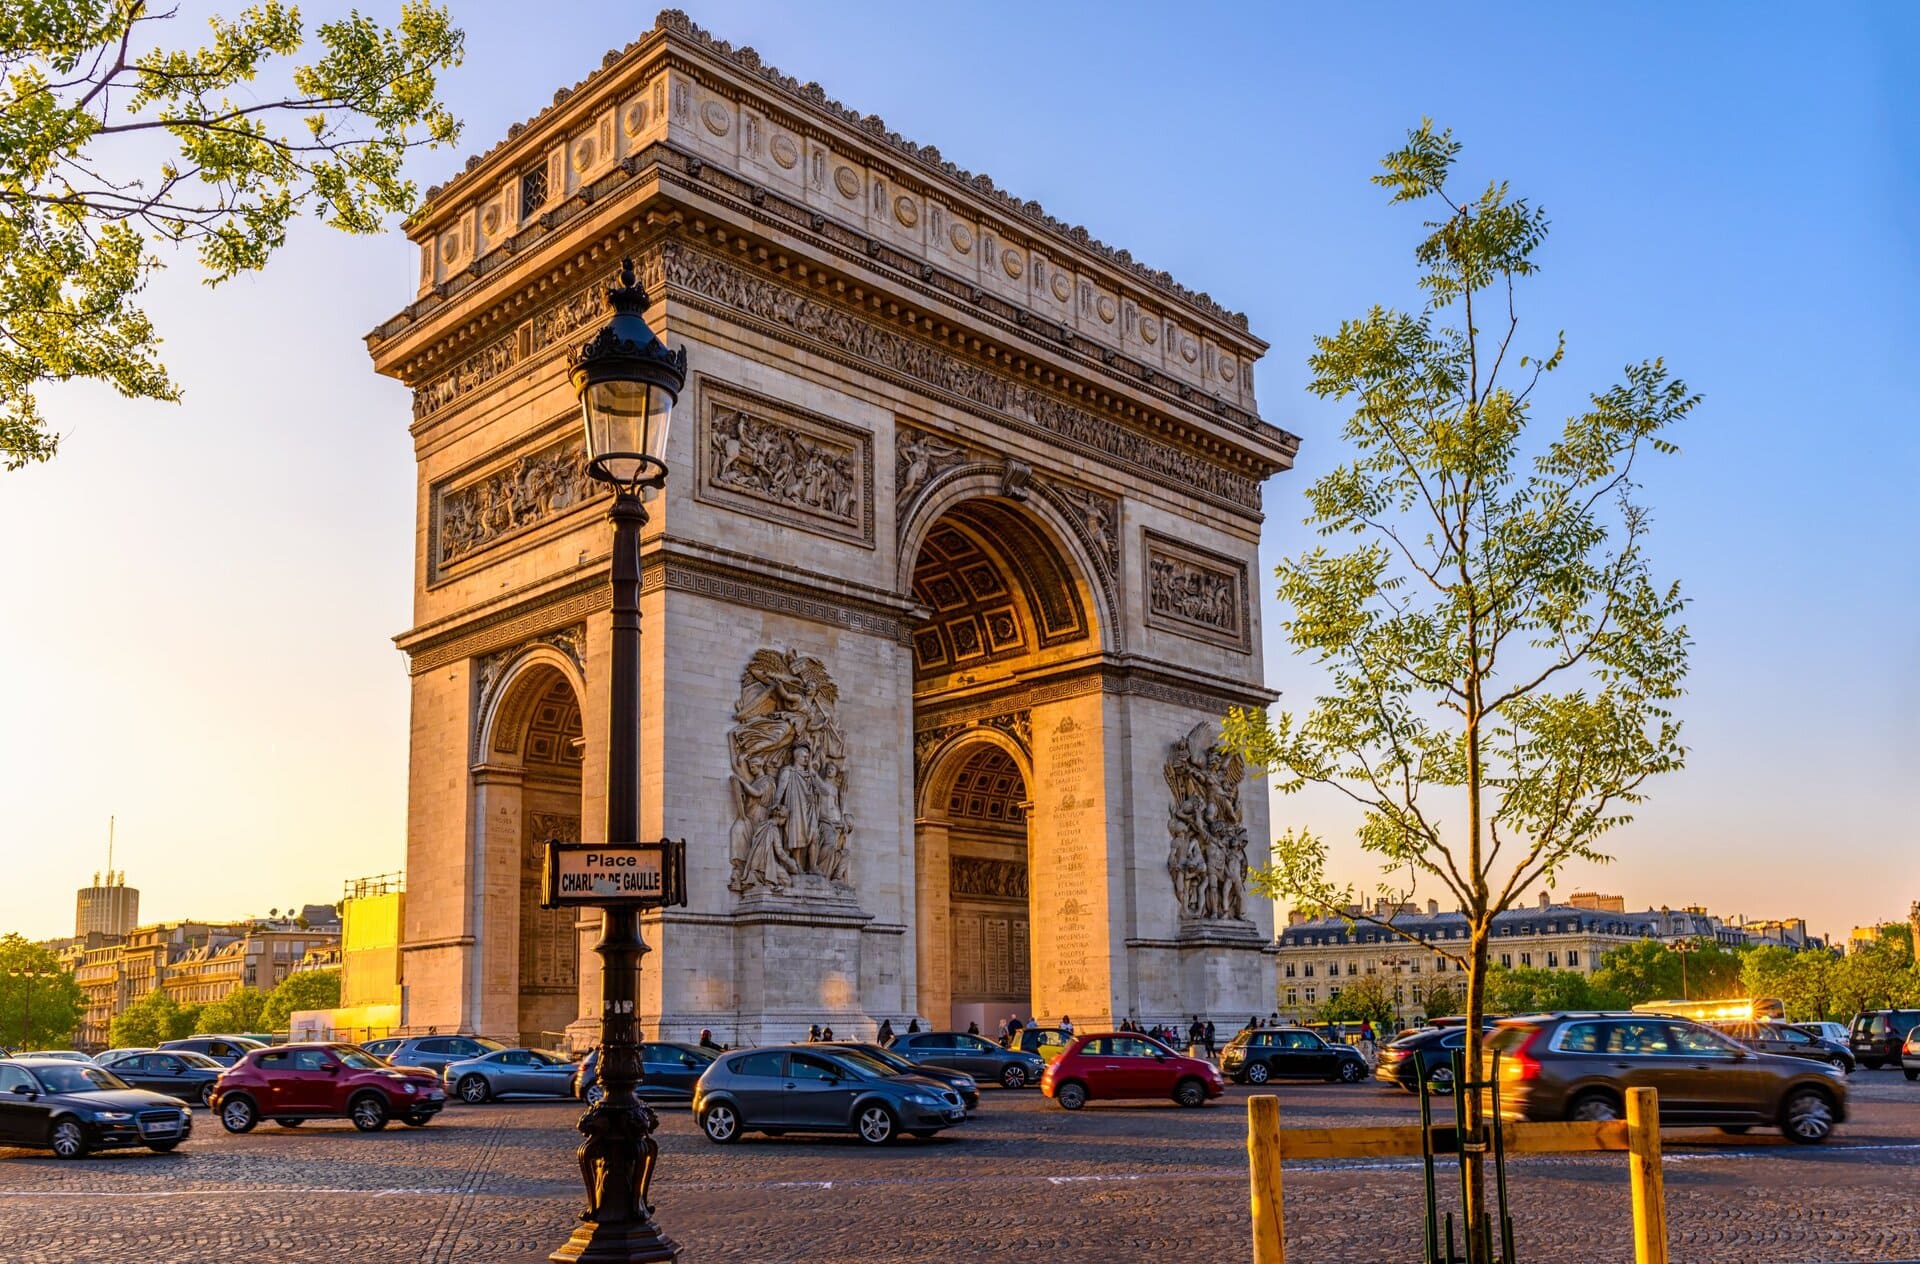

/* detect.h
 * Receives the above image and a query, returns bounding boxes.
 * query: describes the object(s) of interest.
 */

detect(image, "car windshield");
[473,1037,508,1052]
[34,1064,130,1093]
[175,1051,223,1069]
[838,1044,913,1072]
[823,1049,894,1079]
[337,1051,386,1070]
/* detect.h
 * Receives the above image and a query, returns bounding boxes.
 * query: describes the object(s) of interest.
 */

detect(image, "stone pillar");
[914,818,952,1027]
[470,766,524,1039]
[1027,695,1116,1028]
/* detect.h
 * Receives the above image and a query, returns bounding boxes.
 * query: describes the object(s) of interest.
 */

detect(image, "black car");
[1221,1027,1370,1084]
[1710,1020,1854,1072]
[0,1057,194,1158]
[1374,1027,1476,1093]
[1849,1010,1920,1070]
[158,1036,264,1067]
[571,1042,718,1104]
[826,1042,979,1110]
[96,1049,225,1106]
[692,1045,967,1145]
[888,1031,1047,1089]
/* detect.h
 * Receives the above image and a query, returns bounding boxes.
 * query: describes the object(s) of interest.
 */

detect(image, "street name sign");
[542,839,687,909]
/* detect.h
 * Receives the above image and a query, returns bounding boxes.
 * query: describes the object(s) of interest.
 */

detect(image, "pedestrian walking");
[1061,1014,1075,1037]
[821,1025,835,1041]
[877,1018,896,1046]
[1203,1020,1217,1059]
[807,1024,822,1042]
[699,1028,725,1052]
[907,1017,921,1034]
[966,1020,980,1035]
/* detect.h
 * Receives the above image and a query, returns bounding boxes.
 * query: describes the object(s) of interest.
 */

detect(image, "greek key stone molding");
[726,648,855,897]
[471,625,587,760]
[661,243,1262,510]
[1164,721,1251,924]
[697,379,874,547]
[1143,528,1251,652]
[951,856,1029,901]
[432,431,606,578]
[912,709,1031,788]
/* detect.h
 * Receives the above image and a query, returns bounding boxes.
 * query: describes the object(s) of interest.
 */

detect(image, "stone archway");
[471,648,587,1045]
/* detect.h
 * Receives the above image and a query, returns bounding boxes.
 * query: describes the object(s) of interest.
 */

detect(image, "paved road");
[2,1070,1917,1262]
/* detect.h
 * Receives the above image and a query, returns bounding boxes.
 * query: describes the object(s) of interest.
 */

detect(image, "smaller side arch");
[472,645,588,766]
[916,725,1033,819]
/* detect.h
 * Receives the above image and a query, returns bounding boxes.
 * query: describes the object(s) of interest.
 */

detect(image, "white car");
[1794,1022,1850,1047]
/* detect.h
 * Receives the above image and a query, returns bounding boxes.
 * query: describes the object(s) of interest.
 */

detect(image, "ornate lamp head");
[570,257,688,498]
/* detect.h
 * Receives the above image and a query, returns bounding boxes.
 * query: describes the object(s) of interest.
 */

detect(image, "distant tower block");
[75,871,139,938]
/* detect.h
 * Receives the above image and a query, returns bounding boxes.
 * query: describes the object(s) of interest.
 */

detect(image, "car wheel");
[1056,1081,1088,1111]
[49,1119,89,1160]
[700,1103,740,1144]
[585,1083,606,1106]
[1781,1088,1835,1144]
[1000,1064,1028,1089]
[220,1095,258,1134]
[1339,1060,1366,1084]
[197,1083,215,1107]
[1245,1061,1270,1085]
[1566,1091,1622,1123]
[459,1074,491,1104]
[1426,1065,1456,1095]
[856,1104,898,1145]
[276,1118,305,1128]
[350,1094,390,1132]
[146,1141,180,1153]
[1174,1078,1207,1108]
[1828,1056,1849,1072]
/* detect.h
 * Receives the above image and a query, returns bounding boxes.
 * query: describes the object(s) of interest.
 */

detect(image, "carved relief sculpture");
[1144,530,1249,650]
[1164,721,1250,922]
[950,856,1029,900]
[726,648,855,896]
[896,424,969,501]
[698,383,873,546]
[437,435,603,573]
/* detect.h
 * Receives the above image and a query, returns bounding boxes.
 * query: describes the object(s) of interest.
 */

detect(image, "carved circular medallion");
[1181,337,1199,363]
[769,133,799,169]
[1140,319,1159,345]
[834,165,861,199]
[571,137,596,172]
[622,100,649,137]
[481,206,501,235]
[1050,272,1071,302]
[440,236,458,263]
[894,195,919,228]
[1001,248,1024,279]
[1096,295,1117,324]
[1221,357,1237,382]
[949,222,974,253]
[701,100,731,136]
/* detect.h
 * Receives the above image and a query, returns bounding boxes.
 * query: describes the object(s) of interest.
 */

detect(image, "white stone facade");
[369,12,1297,1047]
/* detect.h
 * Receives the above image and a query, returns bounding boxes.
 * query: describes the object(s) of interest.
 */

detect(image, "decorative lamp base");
[548,1221,681,1264]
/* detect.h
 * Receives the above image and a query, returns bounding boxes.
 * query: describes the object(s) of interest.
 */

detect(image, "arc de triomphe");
[368,11,1298,1048]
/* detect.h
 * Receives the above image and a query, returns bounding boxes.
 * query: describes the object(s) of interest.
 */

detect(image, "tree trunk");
[1462,923,1490,1261]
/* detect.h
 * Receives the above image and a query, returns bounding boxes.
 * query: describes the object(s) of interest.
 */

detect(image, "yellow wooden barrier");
[1245,1088,1669,1264]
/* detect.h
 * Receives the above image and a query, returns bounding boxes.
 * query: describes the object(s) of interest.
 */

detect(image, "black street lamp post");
[550,256,686,1264]
[1673,939,1696,1001]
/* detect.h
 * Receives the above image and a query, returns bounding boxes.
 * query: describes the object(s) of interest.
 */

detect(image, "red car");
[1041,1032,1225,1109]
[211,1042,445,1133]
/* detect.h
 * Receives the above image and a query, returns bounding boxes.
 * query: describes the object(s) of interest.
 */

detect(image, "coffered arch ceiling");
[909,499,1090,683]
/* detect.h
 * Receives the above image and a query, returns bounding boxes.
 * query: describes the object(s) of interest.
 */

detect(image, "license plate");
[141,1122,179,1136]
[946,1109,965,1121]
[426,1091,444,1101]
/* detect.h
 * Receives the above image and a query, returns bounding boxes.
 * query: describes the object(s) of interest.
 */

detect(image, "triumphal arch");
[368,12,1298,1048]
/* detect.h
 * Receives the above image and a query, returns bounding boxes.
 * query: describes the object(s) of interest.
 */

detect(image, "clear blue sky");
[1,2,1914,942]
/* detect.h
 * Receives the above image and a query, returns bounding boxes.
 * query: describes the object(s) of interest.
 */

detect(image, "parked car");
[96,1048,153,1063]
[1901,1026,1920,1083]
[692,1045,967,1145]
[888,1031,1047,1089]
[1005,1026,1072,1062]
[159,1036,264,1067]
[21,1050,95,1062]
[1222,1027,1370,1085]
[211,1042,444,1132]
[1849,1010,1920,1070]
[571,1042,719,1105]
[96,1049,225,1106]
[1792,1021,1850,1047]
[1373,1026,1474,1093]
[1041,1032,1225,1110]
[1709,1020,1854,1072]
[0,1057,193,1158]
[444,1047,579,1103]
[825,1042,978,1110]
[1484,1013,1847,1143]
[358,1034,506,1076]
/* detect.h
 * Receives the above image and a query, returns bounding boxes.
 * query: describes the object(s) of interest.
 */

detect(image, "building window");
[1412,985,1423,1002]
[1547,951,1558,968]
[1410,960,1420,973]
[520,165,549,220]
[1285,963,1296,978]
[1435,957,1447,972]
[1285,988,1298,1007]
[1520,952,1532,968]
[1304,964,1314,978]
[1305,988,1317,1004]
[1500,953,1512,968]
[1394,986,1404,1003]
[1347,961,1358,977]
[1567,950,1580,967]
[1330,987,1342,1000]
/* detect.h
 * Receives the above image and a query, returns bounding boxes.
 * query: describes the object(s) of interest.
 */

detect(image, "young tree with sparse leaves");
[1224,120,1695,1255]
[0,934,82,1047]
[1,0,464,468]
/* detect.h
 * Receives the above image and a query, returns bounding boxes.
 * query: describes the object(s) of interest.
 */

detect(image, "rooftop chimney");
[1428,899,1439,916]
[1539,891,1551,909]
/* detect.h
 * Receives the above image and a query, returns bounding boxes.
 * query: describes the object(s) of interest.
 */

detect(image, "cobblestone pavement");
[3,1071,1918,1263]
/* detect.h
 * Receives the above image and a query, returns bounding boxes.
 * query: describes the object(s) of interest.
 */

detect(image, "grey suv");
[692,1045,967,1145]
[360,1035,507,1075]
[1485,1013,1847,1144]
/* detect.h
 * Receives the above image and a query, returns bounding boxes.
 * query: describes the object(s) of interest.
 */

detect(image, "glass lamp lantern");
[570,256,688,499]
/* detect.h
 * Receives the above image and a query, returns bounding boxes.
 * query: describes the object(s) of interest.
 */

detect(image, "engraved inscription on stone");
[1045,715,1096,995]
[1164,721,1250,922]
[434,434,603,575]
[1144,529,1249,649]
[985,918,1011,994]
[522,812,580,989]
[726,647,855,896]
[699,382,873,545]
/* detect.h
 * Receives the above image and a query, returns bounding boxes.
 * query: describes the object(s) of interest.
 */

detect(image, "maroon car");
[212,1042,445,1132]
[1041,1032,1225,1109]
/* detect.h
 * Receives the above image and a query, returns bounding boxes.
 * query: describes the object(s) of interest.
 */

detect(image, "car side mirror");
[9,1085,31,1096]
[323,1064,342,1074]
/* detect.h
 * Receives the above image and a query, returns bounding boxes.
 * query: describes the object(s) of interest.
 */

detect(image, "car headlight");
[957,1076,976,1090]
[94,1111,132,1121]
[906,1092,942,1106]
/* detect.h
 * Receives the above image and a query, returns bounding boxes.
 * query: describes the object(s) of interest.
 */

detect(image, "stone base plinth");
[729,887,877,1045]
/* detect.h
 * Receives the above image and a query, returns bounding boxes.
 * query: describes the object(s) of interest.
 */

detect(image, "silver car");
[443,1047,579,1102]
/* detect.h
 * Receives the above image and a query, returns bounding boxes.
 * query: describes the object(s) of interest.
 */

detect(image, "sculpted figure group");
[710,408,859,523]
[727,648,855,896]
[1164,721,1250,921]
[1149,554,1238,632]
[440,442,597,566]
